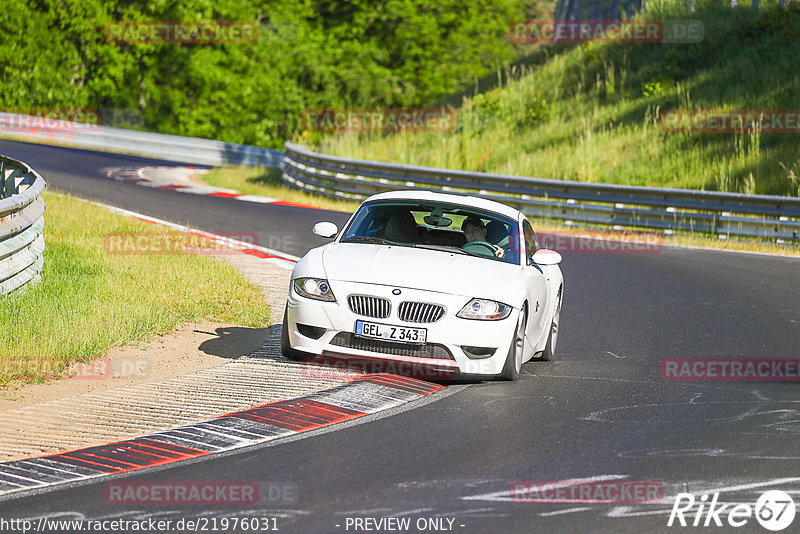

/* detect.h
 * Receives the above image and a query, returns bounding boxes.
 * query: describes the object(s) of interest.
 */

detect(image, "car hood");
[321,243,520,298]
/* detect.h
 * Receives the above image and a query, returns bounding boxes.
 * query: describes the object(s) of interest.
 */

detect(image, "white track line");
[76,196,300,269]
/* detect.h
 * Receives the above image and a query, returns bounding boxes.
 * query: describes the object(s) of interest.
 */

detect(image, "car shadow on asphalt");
[196,326,272,359]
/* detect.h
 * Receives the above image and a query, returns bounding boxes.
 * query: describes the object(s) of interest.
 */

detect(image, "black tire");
[500,308,526,380]
[280,305,306,361]
[540,288,562,361]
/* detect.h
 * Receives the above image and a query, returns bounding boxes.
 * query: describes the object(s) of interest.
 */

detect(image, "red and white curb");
[79,197,299,270]
[0,374,442,498]
[104,166,324,210]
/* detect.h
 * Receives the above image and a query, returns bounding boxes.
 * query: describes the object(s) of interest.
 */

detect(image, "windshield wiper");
[341,236,406,246]
[416,244,499,260]
[413,244,469,255]
[457,248,493,259]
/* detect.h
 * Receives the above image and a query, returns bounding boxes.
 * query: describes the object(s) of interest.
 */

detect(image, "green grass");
[0,191,271,386]
[200,166,359,212]
[314,1,800,197]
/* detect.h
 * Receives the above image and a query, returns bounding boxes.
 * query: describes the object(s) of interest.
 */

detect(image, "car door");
[520,217,550,351]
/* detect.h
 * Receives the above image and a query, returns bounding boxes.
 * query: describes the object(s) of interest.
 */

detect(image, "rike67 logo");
[668,490,796,531]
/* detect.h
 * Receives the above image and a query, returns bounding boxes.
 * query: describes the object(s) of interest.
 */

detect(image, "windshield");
[341,200,520,265]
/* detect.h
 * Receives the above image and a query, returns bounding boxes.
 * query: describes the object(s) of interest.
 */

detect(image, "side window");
[523,219,537,262]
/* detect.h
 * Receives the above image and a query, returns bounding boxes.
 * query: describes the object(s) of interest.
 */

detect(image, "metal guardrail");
[3,113,797,241]
[0,112,283,168]
[282,142,800,241]
[0,155,46,295]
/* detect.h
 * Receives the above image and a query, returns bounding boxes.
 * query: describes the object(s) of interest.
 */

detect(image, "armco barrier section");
[282,142,800,241]
[0,155,46,295]
[3,113,798,240]
[0,112,283,168]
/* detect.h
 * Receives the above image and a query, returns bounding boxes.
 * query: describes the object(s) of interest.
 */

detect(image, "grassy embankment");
[320,2,800,197]
[0,191,271,386]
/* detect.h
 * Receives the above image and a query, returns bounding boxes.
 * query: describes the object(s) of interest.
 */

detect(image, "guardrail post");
[5,168,17,199]
[2,164,18,199]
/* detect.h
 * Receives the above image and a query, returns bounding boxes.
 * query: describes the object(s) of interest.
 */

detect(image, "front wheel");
[500,308,526,380]
[281,305,306,361]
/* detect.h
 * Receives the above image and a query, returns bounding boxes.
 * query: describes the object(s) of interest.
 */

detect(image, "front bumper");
[285,280,518,379]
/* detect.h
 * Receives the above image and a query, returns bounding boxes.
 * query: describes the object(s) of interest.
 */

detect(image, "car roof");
[363,190,522,220]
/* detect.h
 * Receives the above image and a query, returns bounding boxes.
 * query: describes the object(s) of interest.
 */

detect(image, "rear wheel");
[280,305,306,361]
[500,308,526,380]
[540,287,562,361]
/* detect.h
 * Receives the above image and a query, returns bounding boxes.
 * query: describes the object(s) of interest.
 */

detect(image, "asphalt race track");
[2,139,800,533]
[0,139,347,257]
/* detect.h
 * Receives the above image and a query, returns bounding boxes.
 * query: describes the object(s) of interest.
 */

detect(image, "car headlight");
[293,277,336,302]
[457,298,513,320]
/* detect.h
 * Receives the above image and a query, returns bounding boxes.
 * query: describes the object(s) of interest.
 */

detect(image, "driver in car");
[461,216,505,258]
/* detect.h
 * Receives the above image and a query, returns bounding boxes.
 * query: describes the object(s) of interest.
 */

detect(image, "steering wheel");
[461,241,499,256]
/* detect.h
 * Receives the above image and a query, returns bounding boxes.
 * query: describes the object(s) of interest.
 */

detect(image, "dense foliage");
[0,0,524,148]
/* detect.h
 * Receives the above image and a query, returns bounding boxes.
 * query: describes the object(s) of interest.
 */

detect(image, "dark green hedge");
[0,0,524,148]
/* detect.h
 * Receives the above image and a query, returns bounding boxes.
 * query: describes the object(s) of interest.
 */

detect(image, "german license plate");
[355,320,427,344]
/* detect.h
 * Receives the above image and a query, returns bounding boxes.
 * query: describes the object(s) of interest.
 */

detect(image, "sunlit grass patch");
[0,191,271,386]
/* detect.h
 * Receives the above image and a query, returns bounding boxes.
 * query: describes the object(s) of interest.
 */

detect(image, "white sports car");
[281,190,563,380]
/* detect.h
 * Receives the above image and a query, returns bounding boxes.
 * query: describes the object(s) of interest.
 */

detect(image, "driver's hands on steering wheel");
[463,240,506,258]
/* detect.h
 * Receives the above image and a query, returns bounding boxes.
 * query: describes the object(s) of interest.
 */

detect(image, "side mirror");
[532,249,562,265]
[313,221,338,239]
